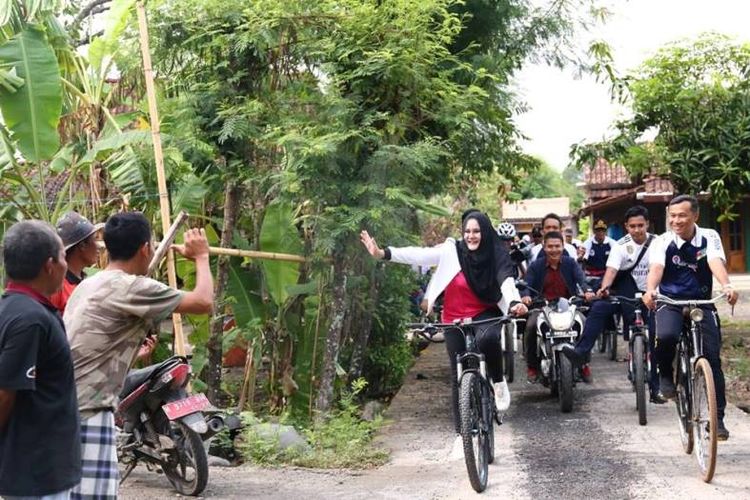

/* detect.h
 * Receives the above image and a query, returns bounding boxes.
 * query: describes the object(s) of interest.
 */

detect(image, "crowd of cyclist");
[362,193,739,441]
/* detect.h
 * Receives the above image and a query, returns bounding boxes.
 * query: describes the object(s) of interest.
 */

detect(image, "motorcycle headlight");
[690,308,704,323]
[548,311,574,331]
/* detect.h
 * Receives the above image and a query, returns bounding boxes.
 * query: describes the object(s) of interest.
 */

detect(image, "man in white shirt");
[528,213,578,261]
[563,206,659,395]
[643,195,738,439]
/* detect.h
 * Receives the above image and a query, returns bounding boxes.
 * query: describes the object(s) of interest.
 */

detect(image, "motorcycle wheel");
[163,421,209,496]
[633,335,647,426]
[559,355,574,413]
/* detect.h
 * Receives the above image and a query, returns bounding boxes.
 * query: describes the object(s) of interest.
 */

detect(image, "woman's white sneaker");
[494,379,510,412]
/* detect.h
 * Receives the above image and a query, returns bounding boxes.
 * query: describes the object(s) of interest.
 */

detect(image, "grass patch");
[236,379,388,469]
[721,322,750,410]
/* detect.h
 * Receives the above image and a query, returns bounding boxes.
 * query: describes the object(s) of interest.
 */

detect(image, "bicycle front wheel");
[633,335,647,425]
[459,372,489,492]
[693,358,718,483]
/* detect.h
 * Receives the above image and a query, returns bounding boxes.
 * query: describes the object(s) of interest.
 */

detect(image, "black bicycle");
[407,316,510,493]
[610,295,650,425]
[655,293,726,483]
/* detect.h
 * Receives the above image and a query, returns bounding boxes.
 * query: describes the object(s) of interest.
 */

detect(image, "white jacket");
[388,238,521,315]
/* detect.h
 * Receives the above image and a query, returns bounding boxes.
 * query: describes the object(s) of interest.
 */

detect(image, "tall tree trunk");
[348,264,380,381]
[314,255,348,418]
[206,181,241,404]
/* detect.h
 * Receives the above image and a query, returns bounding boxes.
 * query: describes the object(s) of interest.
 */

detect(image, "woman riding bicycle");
[360,211,528,433]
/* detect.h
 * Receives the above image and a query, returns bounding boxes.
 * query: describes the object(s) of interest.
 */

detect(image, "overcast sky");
[513,0,750,171]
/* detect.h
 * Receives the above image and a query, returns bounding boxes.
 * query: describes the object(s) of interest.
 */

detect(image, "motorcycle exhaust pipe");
[207,416,225,434]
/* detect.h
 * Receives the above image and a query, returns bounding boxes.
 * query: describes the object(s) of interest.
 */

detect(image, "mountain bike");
[655,293,727,483]
[610,295,650,425]
[407,316,510,493]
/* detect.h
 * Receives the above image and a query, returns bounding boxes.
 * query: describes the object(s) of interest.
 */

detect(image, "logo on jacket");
[672,254,698,271]
[26,366,36,379]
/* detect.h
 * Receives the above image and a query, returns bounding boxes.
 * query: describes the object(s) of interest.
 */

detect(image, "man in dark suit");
[522,231,593,382]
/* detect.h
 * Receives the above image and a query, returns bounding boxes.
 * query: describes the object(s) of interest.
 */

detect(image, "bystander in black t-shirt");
[0,290,82,496]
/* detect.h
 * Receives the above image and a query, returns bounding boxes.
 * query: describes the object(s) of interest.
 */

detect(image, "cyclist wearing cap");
[50,212,104,314]
[643,195,739,440]
[581,219,616,290]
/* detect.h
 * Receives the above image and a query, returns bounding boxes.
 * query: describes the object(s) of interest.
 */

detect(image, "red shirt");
[442,271,496,322]
[542,262,570,300]
[49,271,83,314]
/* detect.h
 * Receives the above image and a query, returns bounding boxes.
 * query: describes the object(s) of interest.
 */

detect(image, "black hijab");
[456,211,516,304]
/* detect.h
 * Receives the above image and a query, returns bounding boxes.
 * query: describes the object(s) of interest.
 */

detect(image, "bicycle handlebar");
[654,293,727,306]
[406,315,511,332]
[608,295,644,305]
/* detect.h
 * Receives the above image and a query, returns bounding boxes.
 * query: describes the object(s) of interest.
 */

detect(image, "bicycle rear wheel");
[504,323,515,384]
[459,372,489,492]
[485,381,495,465]
[693,358,718,483]
[675,351,694,454]
[597,333,606,353]
[608,316,621,361]
[633,335,647,425]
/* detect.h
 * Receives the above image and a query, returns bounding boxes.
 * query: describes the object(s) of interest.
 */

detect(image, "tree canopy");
[571,33,750,219]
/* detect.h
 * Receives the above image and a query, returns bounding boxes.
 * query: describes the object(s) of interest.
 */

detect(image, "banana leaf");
[0,26,61,162]
[259,201,304,306]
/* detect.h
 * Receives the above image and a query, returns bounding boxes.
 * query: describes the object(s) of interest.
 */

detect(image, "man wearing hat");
[581,219,616,289]
[50,212,104,314]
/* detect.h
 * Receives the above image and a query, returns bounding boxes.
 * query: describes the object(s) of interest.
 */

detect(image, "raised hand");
[360,230,384,259]
[172,228,210,261]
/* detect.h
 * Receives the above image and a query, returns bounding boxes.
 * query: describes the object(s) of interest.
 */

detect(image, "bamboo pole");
[135,2,187,357]
[208,246,308,263]
[97,240,310,263]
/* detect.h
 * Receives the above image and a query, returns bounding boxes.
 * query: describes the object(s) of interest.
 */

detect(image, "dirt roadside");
[121,317,750,499]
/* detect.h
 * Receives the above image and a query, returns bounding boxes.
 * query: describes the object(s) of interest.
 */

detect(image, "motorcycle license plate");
[551,331,575,339]
[162,393,211,420]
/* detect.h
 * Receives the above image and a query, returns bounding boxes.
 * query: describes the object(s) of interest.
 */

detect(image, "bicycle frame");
[655,294,725,362]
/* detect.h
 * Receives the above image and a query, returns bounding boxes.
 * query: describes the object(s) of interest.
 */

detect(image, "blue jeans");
[655,304,726,419]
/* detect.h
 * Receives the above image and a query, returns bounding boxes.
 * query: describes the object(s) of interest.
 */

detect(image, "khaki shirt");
[64,270,184,417]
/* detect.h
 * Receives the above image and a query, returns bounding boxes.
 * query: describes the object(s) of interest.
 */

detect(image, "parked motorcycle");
[520,282,586,412]
[116,355,226,496]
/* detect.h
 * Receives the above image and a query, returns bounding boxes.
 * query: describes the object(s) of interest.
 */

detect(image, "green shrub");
[237,379,387,468]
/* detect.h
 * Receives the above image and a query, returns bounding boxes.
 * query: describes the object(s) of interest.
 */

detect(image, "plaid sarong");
[70,411,118,500]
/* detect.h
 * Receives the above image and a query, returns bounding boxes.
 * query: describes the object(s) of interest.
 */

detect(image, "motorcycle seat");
[120,357,182,398]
